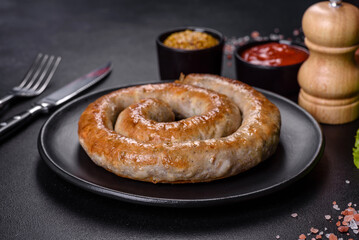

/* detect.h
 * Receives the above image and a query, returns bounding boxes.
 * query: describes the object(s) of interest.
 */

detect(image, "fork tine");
[23,54,49,90]
[30,55,55,91]
[34,56,61,94]
[18,53,43,88]
[0,53,61,109]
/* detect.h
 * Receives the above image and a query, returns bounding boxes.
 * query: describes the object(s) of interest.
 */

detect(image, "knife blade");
[38,62,112,108]
[0,62,112,141]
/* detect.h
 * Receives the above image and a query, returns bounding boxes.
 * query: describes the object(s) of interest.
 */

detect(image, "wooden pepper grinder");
[298,0,359,124]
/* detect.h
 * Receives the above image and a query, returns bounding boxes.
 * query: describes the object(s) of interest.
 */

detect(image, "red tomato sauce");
[241,42,308,67]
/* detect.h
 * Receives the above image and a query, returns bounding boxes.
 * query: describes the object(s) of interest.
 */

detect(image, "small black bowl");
[235,40,308,98]
[156,27,224,80]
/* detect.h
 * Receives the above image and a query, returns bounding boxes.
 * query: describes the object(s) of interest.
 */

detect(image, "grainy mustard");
[163,30,219,50]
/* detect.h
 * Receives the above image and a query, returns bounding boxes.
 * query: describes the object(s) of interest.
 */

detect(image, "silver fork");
[0,53,61,109]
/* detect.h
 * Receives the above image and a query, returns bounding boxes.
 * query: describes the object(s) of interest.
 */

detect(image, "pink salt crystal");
[310,227,319,234]
[251,31,260,39]
[299,233,306,239]
[328,233,338,240]
[293,29,300,36]
[344,215,354,222]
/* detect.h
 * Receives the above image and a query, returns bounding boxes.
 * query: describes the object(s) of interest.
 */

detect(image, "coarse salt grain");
[251,31,260,39]
[349,219,358,229]
[269,33,282,40]
[337,226,349,233]
[344,215,354,222]
[342,209,354,215]
[299,233,306,239]
[276,235,280,239]
[328,233,338,240]
[333,205,340,211]
[296,202,359,239]
[311,227,319,234]
[292,213,298,218]
[345,180,350,184]
[293,29,300,36]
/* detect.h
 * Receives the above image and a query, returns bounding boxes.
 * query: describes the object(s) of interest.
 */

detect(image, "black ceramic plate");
[38,83,324,208]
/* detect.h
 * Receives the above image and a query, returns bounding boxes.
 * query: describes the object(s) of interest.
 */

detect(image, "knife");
[0,62,112,140]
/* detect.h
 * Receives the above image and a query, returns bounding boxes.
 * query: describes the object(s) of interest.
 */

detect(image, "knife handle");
[0,105,43,141]
[0,94,15,109]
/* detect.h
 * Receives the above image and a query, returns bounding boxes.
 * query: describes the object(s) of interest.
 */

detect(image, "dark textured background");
[1,0,359,239]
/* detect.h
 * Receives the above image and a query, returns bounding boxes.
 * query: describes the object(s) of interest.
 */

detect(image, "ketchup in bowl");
[241,42,308,67]
[234,40,308,97]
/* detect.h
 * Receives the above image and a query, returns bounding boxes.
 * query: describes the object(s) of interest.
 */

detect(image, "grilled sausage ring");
[78,74,281,183]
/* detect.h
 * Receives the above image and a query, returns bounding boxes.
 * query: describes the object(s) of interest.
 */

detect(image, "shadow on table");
[35,152,330,237]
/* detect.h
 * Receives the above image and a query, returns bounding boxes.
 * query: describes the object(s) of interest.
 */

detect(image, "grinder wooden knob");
[298,0,359,124]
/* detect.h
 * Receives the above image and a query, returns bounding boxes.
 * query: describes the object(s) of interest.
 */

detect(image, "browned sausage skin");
[78,74,281,183]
